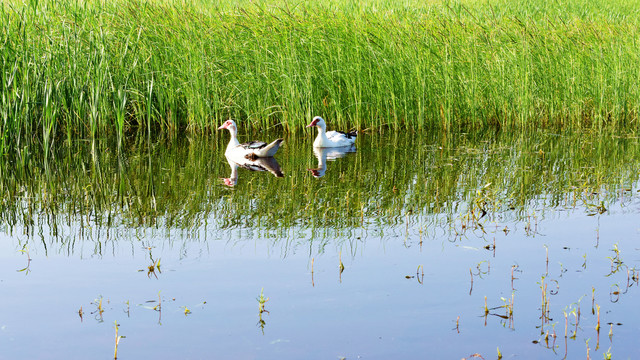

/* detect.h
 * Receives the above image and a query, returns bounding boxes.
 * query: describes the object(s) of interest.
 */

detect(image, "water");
[0,129,639,359]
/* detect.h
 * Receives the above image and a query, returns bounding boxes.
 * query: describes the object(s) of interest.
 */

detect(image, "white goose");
[218,119,283,159]
[306,116,357,148]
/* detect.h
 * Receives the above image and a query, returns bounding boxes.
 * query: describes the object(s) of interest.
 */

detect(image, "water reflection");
[0,131,638,236]
[1,131,640,360]
[307,145,356,178]
[223,154,284,187]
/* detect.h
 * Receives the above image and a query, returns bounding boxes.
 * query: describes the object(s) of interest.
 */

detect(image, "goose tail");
[254,138,284,157]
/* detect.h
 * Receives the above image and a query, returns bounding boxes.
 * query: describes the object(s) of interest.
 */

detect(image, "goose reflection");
[223,154,284,187]
[308,145,356,178]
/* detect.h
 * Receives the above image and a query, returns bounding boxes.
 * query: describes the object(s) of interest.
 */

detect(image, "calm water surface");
[0,129,639,359]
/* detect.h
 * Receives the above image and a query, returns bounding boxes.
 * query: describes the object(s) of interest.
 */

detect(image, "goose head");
[218,119,239,140]
[306,116,326,131]
[218,119,238,133]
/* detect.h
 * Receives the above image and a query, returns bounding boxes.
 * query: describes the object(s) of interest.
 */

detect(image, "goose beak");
[218,124,227,130]
[306,120,317,128]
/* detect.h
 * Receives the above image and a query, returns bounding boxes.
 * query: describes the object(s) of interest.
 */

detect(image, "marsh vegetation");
[1,0,640,358]
[1,0,640,153]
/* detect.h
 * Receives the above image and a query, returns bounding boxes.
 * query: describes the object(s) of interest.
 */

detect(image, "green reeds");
[1,0,640,150]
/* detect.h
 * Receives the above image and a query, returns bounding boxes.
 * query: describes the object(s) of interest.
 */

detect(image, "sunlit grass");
[1,0,639,151]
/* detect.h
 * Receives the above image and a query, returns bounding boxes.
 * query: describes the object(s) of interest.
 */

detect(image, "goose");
[306,116,357,148]
[223,154,284,187]
[218,119,283,159]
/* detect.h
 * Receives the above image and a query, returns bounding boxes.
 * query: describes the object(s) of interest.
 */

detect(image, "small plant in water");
[17,244,32,275]
[146,257,162,279]
[416,265,424,284]
[257,288,269,334]
[311,257,315,287]
[484,296,489,316]
[257,288,269,314]
[148,260,160,278]
[606,243,623,275]
[113,320,124,359]
[339,251,345,283]
[92,296,105,322]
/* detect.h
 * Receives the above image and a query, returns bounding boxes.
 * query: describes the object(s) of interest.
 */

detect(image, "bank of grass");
[1,0,639,149]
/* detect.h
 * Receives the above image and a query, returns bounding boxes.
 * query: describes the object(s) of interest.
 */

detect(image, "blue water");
[1,132,639,360]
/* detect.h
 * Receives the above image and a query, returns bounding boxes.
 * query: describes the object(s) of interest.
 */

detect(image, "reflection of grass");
[1,0,640,151]
[0,130,638,249]
[17,244,32,274]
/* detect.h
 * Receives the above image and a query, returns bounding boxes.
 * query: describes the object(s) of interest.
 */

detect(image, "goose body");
[306,116,357,148]
[218,119,283,159]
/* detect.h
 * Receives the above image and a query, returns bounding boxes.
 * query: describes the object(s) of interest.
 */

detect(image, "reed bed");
[1,0,640,150]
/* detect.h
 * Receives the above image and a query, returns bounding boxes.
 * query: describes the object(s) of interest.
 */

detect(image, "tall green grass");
[1,0,639,149]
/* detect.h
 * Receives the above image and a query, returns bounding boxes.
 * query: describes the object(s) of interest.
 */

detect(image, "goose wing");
[326,130,357,140]
[239,141,267,150]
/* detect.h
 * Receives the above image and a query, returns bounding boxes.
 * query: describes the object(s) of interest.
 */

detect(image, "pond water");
[1,129,639,359]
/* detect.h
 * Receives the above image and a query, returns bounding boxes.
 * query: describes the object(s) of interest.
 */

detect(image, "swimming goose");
[218,119,283,159]
[306,116,357,148]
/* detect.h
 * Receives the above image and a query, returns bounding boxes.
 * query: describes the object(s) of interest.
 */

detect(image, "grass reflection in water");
[1,129,640,359]
[0,130,638,249]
